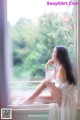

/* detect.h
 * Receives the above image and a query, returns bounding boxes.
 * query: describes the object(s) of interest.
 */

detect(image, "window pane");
[7,0,75,104]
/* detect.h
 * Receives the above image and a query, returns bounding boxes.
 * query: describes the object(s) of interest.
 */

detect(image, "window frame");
[76,0,80,105]
[0,0,80,107]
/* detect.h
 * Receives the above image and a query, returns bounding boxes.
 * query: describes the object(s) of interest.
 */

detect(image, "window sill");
[8,102,80,111]
[8,103,51,112]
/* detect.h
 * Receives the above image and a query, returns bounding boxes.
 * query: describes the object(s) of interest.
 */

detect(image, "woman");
[22,45,77,119]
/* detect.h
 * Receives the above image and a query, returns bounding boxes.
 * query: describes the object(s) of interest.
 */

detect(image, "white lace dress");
[46,70,77,120]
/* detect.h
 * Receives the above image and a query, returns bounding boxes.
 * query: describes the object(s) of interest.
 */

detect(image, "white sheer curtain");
[48,85,77,120]
[77,0,80,104]
[0,0,9,108]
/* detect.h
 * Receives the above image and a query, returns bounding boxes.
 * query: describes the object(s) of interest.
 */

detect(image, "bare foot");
[19,99,33,105]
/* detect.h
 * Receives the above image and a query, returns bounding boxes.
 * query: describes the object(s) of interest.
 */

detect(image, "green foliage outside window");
[10,12,74,81]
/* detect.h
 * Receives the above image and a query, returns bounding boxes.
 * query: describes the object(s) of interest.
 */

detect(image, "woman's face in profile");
[51,48,57,62]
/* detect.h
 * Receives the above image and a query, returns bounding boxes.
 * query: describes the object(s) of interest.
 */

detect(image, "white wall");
[77,1,80,104]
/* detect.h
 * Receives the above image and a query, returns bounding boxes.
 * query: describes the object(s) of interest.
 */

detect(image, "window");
[7,0,77,105]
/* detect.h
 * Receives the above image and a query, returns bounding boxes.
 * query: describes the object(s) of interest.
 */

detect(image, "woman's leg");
[22,79,47,104]
[34,96,55,103]
[34,83,62,106]
[45,81,62,106]
[22,96,54,104]
[22,80,62,106]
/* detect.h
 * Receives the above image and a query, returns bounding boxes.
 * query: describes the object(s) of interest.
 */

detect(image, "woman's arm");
[46,59,54,71]
[46,59,55,80]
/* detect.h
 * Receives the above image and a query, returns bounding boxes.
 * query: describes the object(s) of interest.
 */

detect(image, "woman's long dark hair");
[56,45,76,85]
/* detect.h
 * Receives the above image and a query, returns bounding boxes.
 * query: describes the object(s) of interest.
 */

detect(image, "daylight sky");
[7,0,73,25]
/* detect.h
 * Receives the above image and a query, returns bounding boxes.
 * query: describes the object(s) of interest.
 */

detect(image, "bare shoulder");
[58,65,67,81]
[59,65,66,73]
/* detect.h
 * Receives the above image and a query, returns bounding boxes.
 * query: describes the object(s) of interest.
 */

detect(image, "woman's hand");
[46,59,54,71]
[46,59,54,66]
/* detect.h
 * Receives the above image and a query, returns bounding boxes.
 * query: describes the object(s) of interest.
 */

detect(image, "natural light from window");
[7,0,75,105]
